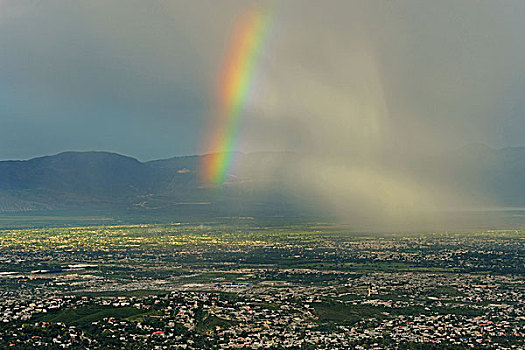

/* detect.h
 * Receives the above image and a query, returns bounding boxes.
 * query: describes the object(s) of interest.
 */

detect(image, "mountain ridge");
[0,146,523,215]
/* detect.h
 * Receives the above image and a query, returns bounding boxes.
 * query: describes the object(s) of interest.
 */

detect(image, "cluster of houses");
[0,277,523,349]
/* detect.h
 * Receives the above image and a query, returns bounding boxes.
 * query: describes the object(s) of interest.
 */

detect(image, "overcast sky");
[1,0,524,161]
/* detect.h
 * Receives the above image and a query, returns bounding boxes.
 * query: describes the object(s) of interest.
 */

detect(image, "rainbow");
[200,7,270,185]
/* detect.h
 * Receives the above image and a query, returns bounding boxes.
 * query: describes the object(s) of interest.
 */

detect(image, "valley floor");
[0,224,524,349]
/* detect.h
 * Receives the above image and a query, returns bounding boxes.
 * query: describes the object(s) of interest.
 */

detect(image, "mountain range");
[0,145,523,218]
[0,151,298,217]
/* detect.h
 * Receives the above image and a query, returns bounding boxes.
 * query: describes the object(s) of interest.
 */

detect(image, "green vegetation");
[312,301,386,324]
[195,313,235,334]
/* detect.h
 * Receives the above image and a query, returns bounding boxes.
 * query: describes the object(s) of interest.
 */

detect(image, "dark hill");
[0,152,146,195]
[0,146,523,215]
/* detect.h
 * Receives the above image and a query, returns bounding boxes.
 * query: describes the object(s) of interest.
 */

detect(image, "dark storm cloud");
[1,0,524,163]
[0,0,219,160]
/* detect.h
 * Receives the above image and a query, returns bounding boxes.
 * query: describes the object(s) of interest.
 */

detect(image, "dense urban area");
[0,223,523,349]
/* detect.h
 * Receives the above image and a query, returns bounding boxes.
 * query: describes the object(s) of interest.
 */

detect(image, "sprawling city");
[0,224,523,349]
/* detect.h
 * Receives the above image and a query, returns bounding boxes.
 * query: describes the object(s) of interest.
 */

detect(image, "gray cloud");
[1,0,524,161]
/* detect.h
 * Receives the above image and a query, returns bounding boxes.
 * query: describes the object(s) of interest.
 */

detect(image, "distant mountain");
[0,146,523,215]
[0,151,298,216]
[427,144,525,207]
